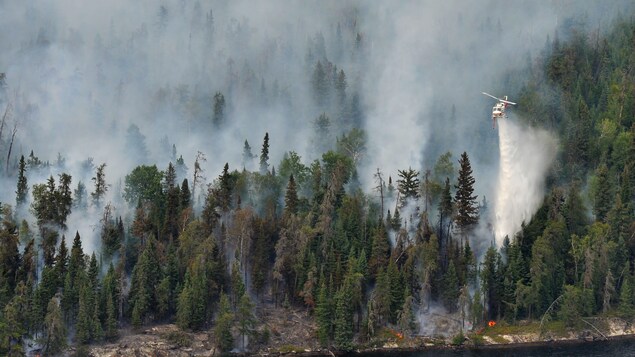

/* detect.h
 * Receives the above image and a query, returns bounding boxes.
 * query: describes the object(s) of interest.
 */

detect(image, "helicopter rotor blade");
[481,92,502,101]
[501,99,517,105]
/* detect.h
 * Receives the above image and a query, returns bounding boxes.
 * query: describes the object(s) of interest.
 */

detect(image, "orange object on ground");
[488,320,496,327]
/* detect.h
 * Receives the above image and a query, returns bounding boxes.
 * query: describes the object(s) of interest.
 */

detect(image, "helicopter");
[482,92,516,129]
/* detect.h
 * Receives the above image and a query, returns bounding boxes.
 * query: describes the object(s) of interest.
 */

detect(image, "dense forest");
[0,2,635,356]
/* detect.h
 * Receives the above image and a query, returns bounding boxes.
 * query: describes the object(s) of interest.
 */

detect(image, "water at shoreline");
[354,338,635,356]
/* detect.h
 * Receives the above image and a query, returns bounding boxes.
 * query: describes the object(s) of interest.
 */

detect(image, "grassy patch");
[480,320,568,339]
[278,344,305,353]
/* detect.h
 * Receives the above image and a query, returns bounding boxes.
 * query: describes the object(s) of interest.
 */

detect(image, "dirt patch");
[86,306,320,356]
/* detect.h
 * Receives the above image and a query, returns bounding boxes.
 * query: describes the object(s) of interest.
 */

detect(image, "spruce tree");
[236,293,256,351]
[315,280,332,346]
[444,261,461,313]
[215,292,234,352]
[397,167,420,207]
[259,132,270,174]
[213,91,225,127]
[43,295,67,355]
[283,174,299,217]
[91,163,108,207]
[334,281,354,351]
[593,162,613,222]
[454,152,479,236]
[242,140,255,169]
[619,273,634,318]
[15,155,27,208]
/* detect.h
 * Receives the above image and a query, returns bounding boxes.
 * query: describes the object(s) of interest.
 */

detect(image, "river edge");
[242,334,635,357]
[85,315,635,356]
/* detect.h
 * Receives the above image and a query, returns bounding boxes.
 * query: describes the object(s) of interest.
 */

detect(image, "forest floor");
[79,308,635,357]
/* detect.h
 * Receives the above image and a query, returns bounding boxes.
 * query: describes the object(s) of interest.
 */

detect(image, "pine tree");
[104,293,118,341]
[213,91,226,127]
[619,273,634,318]
[397,167,420,207]
[236,293,256,351]
[484,246,503,320]
[15,155,28,208]
[454,152,479,236]
[283,174,299,217]
[593,162,613,222]
[315,279,332,346]
[180,179,191,210]
[260,132,270,174]
[369,222,390,278]
[442,260,460,312]
[242,140,255,169]
[91,163,108,207]
[398,287,416,337]
[215,292,234,352]
[176,273,193,329]
[56,173,73,229]
[334,280,354,351]
[76,273,93,344]
[43,295,67,355]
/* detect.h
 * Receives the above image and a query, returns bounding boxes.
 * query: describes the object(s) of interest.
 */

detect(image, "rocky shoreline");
[81,317,635,357]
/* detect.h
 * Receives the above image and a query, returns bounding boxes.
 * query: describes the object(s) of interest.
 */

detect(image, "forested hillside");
[0,2,634,355]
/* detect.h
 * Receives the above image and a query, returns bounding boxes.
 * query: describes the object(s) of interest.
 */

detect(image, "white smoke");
[494,116,557,245]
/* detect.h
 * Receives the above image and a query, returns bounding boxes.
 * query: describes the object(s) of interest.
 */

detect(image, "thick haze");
[0,1,632,250]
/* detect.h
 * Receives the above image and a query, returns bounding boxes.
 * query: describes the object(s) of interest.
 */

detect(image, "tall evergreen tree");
[283,174,299,217]
[260,132,270,174]
[236,293,256,351]
[397,167,420,207]
[215,292,234,352]
[454,152,479,237]
[43,295,66,355]
[213,91,226,127]
[91,163,108,207]
[593,162,613,222]
[15,155,28,208]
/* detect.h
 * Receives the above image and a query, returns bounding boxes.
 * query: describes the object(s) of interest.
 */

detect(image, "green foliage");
[123,165,164,205]
[43,295,67,355]
[15,155,27,208]
[315,280,332,346]
[454,152,478,235]
[214,292,234,352]
[236,293,256,350]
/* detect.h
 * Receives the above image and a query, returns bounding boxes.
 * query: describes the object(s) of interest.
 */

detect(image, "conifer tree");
[397,167,420,207]
[242,140,255,169]
[398,287,417,337]
[180,179,191,210]
[619,273,634,318]
[315,279,332,346]
[334,280,354,351]
[56,173,72,229]
[176,273,193,329]
[442,260,460,312]
[43,295,66,355]
[283,174,299,217]
[454,152,479,236]
[91,163,108,207]
[260,132,270,174]
[593,162,613,222]
[215,292,234,352]
[369,222,390,278]
[236,293,256,351]
[213,91,226,127]
[15,155,27,208]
